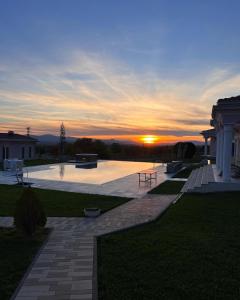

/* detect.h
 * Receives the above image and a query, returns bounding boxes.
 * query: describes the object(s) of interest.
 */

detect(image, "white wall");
[0,141,36,162]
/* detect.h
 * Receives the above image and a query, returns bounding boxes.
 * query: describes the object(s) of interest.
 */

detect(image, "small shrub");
[14,187,46,236]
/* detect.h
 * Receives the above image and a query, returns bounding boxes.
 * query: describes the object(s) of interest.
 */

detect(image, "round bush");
[14,187,46,236]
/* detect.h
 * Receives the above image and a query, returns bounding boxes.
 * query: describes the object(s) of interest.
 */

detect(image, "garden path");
[0,194,176,300]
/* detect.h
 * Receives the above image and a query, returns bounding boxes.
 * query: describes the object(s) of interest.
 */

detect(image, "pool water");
[26,160,159,185]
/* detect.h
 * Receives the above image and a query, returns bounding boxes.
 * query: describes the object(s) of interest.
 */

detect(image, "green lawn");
[0,228,48,300]
[148,180,185,194]
[98,192,240,300]
[0,159,58,171]
[0,185,130,217]
[24,159,59,167]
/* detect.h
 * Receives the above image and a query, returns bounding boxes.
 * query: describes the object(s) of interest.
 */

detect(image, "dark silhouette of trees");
[185,142,196,159]
[173,142,196,160]
[72,138,109,159]
[110,142,122,154]
[36,137,200,163]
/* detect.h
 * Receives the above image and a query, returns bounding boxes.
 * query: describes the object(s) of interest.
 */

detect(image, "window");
[2,146,9,159]
[22,147,25,159]
[29,146,32,158]
[6,147,9,159]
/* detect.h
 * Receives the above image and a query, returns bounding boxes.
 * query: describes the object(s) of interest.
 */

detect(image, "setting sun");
[141,135,158,144]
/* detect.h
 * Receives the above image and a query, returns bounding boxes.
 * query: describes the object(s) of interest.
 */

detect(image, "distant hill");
[32,134,203,146]
[32,134,77,144]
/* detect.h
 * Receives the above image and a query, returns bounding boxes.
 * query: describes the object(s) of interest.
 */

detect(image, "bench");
[137,169,157,183]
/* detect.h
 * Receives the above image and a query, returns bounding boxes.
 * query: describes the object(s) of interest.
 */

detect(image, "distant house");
[0,131,37,162]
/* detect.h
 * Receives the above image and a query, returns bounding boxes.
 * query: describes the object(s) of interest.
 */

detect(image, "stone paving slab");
[85,194,176,236]
[0,194,176,300]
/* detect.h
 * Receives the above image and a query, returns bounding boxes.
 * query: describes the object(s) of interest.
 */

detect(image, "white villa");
[0,131,37,162]
[182,95,240,193]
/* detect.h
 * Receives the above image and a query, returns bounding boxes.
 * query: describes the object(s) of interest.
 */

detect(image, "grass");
[24,159,59,167]
[173,164,201,178]
[148,180,185,194]
[0,228,48,300]
[0,159,58,170]
[98,192,240,300]
[0,185,130,217]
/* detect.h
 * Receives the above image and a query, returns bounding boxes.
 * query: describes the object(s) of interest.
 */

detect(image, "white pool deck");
[0,163,174,198]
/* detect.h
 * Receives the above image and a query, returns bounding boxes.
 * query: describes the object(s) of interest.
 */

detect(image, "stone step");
[209,166,215,182]
[194,167,204,187]
[181,168,199,192]
[201,165,209,185]
[190,167,203,189]
[181,165,216,193]
[180,170,196,192]
[202,165,210,185]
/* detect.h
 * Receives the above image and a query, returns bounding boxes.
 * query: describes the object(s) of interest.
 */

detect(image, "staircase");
[181,164,240,193]
[181,165,215,193]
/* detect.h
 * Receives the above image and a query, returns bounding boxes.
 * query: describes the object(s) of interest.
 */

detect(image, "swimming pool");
[26,160,160,185]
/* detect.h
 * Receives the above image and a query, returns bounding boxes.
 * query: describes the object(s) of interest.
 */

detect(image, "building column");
[216,130,221,169]
[219,128,224,173]
[234,138,238,165]
[236,138,240,166]
[223,124,233,182]
[204,137,208,156]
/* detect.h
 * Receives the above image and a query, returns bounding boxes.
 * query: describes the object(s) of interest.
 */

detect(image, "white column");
[234,138,240,166]
[204,137,208,156]
[223,124,233,182]
[219,129,224,173]
[236,138,240,166]
[234,139,238,165]
[216,131,220,169]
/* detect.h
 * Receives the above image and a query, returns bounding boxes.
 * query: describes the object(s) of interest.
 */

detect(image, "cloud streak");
[0,50,240,142]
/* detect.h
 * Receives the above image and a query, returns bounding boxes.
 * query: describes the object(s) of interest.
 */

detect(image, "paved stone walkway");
[0,194,176,300]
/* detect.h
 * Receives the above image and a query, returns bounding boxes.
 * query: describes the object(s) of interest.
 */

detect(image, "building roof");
[0,131,37,142]
[212,95,240,124]
[217,95,240,105]
[200,128,216,138]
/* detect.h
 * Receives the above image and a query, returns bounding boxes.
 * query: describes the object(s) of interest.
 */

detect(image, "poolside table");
[137,169,157,183]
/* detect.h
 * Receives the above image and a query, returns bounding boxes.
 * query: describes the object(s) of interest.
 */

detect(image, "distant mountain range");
[32,134,138,145]
[32,134,204,146]
[32,134,76,144]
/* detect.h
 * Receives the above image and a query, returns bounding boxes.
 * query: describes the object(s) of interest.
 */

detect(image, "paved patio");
[0,164,172,198]
[0,194,176,300]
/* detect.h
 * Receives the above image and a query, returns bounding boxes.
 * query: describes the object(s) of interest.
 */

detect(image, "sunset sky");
[1,0,240,144]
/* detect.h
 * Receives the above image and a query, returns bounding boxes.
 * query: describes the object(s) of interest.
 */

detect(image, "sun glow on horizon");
[140,135,159,144]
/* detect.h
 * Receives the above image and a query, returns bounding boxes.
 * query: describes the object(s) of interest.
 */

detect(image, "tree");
[14,188,46,236]
[110,142,122,154]
[184,142,196,159]
[73,138,93,153]
[59,122,66,161]
[93,140,110,159]
[173,142,184,160]
[173,142,196,160]
[73,138,110,158]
